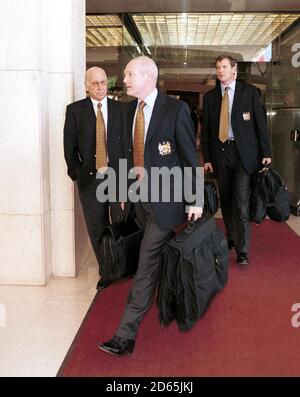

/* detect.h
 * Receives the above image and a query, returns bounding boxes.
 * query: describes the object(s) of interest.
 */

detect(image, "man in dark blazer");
[99,56,203,356]
[63,67,124,290]
[201,55,272,266]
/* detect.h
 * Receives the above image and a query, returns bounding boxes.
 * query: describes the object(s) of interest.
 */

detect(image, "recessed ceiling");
[86,13,300,50]
[86,15,135,47]
[133,13,300,46]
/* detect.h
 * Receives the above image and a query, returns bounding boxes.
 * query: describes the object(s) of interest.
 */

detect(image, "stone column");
[0,0,87,284]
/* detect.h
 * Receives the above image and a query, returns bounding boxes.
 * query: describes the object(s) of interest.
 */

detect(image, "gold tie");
[133,101,146,178]
[96,102,108,172]
[219,86,229,143]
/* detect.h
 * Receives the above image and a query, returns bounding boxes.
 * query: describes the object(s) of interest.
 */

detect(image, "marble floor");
[0,215,299,377]
[0,252,99,377]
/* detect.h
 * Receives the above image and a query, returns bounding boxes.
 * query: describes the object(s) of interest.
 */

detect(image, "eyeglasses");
[90,80,107,87]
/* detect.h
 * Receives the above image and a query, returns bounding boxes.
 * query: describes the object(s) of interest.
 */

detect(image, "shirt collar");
[221,80,236,93]
[90,95,107,108]
[139,88,158,109]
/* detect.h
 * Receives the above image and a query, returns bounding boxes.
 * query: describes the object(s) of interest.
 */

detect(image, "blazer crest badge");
[158,141,172,156]
[243,112,251,121]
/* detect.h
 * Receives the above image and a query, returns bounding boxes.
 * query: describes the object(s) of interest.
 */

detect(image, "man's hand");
[204,162,214,173]
[187,206,203,221]
[262,157,272,166]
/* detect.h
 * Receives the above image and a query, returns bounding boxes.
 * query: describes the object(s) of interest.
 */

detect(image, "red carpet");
[58,220,300,377]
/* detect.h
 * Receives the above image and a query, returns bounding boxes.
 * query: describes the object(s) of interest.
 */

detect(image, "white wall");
[0,0,88,284]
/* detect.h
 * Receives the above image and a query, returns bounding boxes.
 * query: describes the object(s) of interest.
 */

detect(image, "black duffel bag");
[251,166,290,223]
[98,212,143,282]
[157,214,229,331]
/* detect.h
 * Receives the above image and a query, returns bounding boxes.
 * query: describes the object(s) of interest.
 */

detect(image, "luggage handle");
[116,205,139,225]
[204,169,216,181]
[259,160,272,173]
[185,214,208,234]
[186,221,196,233]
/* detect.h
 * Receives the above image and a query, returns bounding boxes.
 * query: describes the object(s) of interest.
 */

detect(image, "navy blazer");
[201,81,272,174]
[123,91,202,231]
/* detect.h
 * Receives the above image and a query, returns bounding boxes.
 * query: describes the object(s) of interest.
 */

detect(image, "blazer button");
[129,148,132,152]
[94,154,96,157]
[89,172,93,175]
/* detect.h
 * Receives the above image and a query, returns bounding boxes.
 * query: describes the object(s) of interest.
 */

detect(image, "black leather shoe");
[237,253,249,266]
[227,239,235,250]
[96,279,111,291]
[98,336,135,356]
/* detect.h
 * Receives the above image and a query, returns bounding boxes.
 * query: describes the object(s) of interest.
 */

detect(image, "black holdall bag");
[98,210,143,283]
[251,165,290,224]
[157,214,229,331]
[263,167,290,222]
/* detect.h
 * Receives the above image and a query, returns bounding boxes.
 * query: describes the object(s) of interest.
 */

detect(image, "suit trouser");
[78,177,111,276]
[216,143,252,255]
[115,202,172,340]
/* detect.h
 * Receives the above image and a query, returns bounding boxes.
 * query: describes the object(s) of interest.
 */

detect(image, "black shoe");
[227,239,235,250]
[98,335,135,356]
[237,253,249,266]
[96,279,111,291]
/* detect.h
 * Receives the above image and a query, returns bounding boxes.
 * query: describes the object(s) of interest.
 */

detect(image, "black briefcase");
[203,172,218,215]
[98,213,143,282]
[204,180,218,215]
